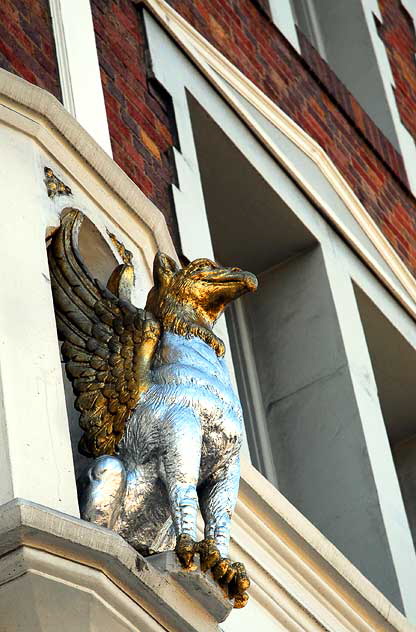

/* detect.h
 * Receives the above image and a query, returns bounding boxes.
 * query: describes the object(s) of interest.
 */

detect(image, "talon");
[230,562,250,593]
[222,564,236,584]
[229,561,250,608]
[212,557,232,582]
[233,592,249,609]
[175,533,197,569]
[197,538,221,572]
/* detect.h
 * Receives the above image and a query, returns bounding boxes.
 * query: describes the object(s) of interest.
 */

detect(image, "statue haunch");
[48,211,257,608]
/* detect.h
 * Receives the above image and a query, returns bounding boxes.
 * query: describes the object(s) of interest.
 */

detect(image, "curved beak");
[204,267,258,293]
[240,270,258,292]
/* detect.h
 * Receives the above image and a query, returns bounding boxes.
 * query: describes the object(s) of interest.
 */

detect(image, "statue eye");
[192,261,208,272]
[189,259,217,275]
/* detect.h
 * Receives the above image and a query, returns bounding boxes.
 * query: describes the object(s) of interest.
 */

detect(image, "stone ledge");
[149,551,233,622]
[0,498,222,632]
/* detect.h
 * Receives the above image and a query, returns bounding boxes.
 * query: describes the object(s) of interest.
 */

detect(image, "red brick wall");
[0,0,61,100]
[90,0,416,273]
[1,1,415,272]
[91,0,180,249]
[298,29,408,188]
[249,0,271,18]
[377,1,416,143]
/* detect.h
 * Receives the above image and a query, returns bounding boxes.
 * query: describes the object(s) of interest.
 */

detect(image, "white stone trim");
[48,0,75,116]
[278,0,416,194]
[228,301,278,486]
[300,0,327,57]
[288,0,327,57]
[235,462,414,632]
[139,0,416,323]
[360,0,416,193]
[0,69,175,261]
[0,500,218,632]
[268,0,300,52]
[2,548,163,632]
[401,1,416,27]
[48,0,113,156]
[1,493,413,632]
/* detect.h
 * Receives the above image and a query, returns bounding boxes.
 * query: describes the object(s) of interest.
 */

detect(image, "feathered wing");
[48,210,160,457]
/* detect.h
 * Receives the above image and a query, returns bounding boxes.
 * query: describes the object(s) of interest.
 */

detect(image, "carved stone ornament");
[48,210,257,609]
[44,166,72,198]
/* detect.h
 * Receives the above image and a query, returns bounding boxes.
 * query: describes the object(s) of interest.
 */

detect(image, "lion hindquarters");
[78,455,127,529]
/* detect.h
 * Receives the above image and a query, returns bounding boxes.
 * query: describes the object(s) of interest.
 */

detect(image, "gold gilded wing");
[48,210,160,458]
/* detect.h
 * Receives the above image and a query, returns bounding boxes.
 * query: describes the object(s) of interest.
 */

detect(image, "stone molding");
[139,0,416,321]
[0,68,176,262]
[0,499,219,632]
[1,492,413,632]
[48,0,113,155]
[237,461,415,632]
[48,0,76,118]
[297,27,408,186]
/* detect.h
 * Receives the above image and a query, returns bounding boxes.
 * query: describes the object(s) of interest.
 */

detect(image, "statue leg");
[198,455,250,608]
[78,455,126,529]
[199,454,240,559]
[159,408,202,568]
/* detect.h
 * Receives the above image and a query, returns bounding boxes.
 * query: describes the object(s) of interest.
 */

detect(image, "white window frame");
[268,0,301,52]
[49,0,112,156]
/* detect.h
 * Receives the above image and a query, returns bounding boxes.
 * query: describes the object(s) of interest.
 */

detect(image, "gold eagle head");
[146,253,257,355]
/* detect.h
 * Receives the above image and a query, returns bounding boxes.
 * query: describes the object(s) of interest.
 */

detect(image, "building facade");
[0,0,416,630]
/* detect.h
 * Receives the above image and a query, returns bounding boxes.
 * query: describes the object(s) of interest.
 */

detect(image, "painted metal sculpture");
[48,210,257,608]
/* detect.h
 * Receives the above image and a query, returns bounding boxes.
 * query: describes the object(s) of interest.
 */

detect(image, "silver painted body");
[78,331,243,558]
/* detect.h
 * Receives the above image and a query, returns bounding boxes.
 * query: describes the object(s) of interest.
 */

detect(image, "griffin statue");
[48,210,258,608]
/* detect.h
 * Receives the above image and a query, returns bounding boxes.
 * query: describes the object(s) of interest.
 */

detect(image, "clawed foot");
[228,561,250,609]
[175,533,198,570]
[175,536,250,608]
[196,539,250,609]
[198,538,220,572]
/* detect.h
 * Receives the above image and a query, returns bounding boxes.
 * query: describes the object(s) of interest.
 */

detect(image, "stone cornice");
[236,461,414,632]
[0,68,176,261]
[0,499,218,632]
[1,491,413,632]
